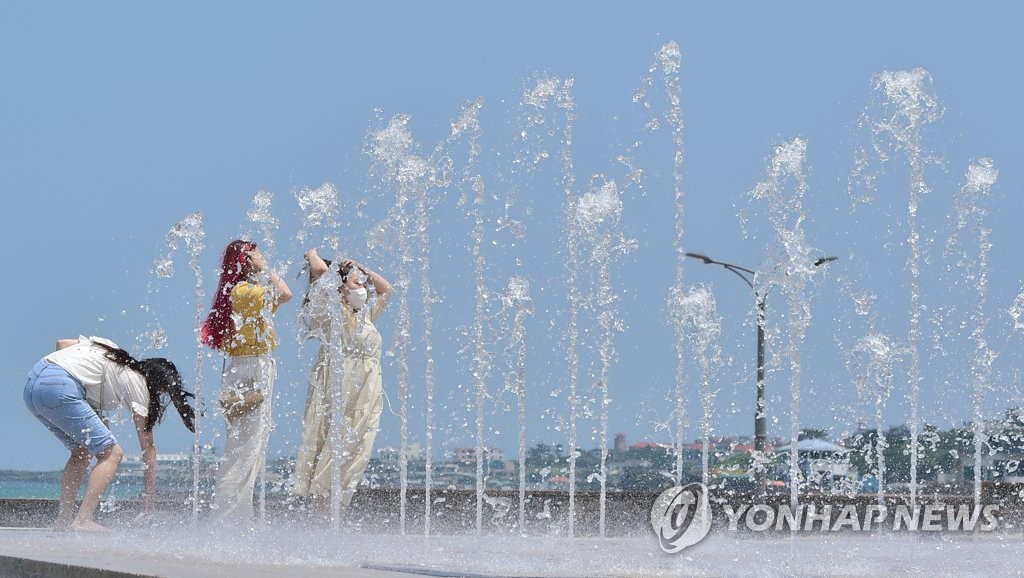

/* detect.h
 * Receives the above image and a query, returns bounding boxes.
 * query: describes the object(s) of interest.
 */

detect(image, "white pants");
[213,355,276,522]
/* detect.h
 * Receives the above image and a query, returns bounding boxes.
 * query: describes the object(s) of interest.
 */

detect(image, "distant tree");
[627,445,675,470]
[798,428,829,441]
[991,407,1024,454]
[576,448,603,471]
[526,443,557,469]
[845,425,909,482]
[916,423,970,481]
[847,424,976,484]
[717,451,752,472]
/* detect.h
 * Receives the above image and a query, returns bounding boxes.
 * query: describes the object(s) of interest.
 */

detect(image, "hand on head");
[248,248,268,272]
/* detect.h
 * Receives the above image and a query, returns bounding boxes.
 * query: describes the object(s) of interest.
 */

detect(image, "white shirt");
[46,335,150,416]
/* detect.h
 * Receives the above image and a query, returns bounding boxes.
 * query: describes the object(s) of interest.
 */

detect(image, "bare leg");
[55,447,91,529]
[71,443,124,532]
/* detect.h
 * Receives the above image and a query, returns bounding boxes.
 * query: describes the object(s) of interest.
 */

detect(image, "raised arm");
[351,260,393,310]
[304,248,330,282]
[268,271,293,307]
[249,249,293,306]
[55,338,79,351]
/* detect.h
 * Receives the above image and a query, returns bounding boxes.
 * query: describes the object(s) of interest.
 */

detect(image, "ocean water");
[0,472,143,500]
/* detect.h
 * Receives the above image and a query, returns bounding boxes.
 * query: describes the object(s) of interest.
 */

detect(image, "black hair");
[302,258,360,306]
[137,358,196,433]
[94,343,196,432]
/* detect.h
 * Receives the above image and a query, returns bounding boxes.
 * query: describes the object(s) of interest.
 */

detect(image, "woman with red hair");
[201,239,292,522]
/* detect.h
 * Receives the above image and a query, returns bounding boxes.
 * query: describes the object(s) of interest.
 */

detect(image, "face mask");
[346,286,368,309]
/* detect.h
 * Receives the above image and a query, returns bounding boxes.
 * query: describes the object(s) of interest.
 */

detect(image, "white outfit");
[46,335,149,416]
[293,272,385,507]
[213,354,277,521]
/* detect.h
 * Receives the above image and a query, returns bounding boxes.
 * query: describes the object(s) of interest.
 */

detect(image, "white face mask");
[346,286,368,309]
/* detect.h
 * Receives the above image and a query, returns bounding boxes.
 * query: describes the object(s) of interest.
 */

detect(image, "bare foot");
[70,519,113,533]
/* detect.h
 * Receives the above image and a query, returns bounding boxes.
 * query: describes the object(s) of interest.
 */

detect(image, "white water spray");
[245,190,282,524]
[447,98,494,534]
[294,183,340,250]
[551,77,582,537]
[848,331,903,507]
[152,212,205,523]
[851,69,942,507]
[367,113,437,534]
[746,138,821,508]
[668,285,722,485]
[577,179,634,536]
[643,41,689,487]
[948,157,998,507]
[502,276,533,532]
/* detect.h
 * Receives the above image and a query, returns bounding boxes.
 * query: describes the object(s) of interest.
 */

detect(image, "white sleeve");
[86,335,121,350]
[303,269,348,340]
[119,367,150,417]
[369,296,387,323]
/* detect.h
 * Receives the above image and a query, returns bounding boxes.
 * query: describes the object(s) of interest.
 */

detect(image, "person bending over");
[23,335,195,531]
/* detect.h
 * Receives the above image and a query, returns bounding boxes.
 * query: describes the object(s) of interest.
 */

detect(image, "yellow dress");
[292,272,385,507]
[214,281,279,521]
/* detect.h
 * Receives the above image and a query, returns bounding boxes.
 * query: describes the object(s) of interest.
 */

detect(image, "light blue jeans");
[23,359,117,455]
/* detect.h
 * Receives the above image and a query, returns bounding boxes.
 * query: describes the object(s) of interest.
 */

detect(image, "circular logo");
[650,483,712,553]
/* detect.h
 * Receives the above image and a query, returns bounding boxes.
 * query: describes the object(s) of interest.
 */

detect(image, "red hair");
[201,240,257,350]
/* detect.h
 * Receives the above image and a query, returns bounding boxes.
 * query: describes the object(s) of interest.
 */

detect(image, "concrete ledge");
[3,484,1023,536]
[0,537,427,578]
[2,524,1021,577]
[0,553,152,578]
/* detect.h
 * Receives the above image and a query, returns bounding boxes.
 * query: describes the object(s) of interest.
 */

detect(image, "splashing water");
[101,45,1024,554]
[502,276,533,531]
[246,190,283,524]
[852,68,942,508]
[516,74,561,171]
[514,72,587,535]
[745,137,821,508]
[576,178,634,536]
[446,98,494,534]
[1011,291,1024,332]
[146,213,205,350]
[367,112,440,534]
[531,74,583,537]
[147,212,206,523]
[247,191,280,255]
[293,177,350,529]
[949,157,998,507]
[848,331,903,507]
[642,40,690,489]
[294,183,340,248]
[414,125,450,537]
[669,285,722,485]
[416,169,439,538]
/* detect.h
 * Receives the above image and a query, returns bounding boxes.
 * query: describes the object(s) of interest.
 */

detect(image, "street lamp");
[683,252,837,457]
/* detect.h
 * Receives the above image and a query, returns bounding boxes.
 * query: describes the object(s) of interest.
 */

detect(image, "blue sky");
[2,2,1023,471]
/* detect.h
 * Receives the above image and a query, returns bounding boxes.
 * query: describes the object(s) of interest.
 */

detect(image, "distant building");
[123,452,191,466]
[376,443,423,466]
[614,433,627,458]
[450,447,504,464]
[119,452,199,485]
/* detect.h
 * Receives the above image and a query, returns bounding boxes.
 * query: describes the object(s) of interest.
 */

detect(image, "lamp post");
[683,253,837,459]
